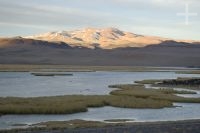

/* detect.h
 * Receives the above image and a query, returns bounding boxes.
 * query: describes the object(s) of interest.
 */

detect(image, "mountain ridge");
[23,27,199,49]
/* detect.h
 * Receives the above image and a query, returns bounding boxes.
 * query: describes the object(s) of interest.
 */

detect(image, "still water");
[1,71,200,97]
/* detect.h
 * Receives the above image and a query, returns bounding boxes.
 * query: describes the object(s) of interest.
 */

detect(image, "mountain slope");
[25,28,167,49]
[1,43,200,66]
[25,27,198,49]
[0,27,200,66]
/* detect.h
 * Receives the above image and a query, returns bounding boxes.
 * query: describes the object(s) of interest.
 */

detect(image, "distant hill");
[0,28,200,67]
[25,27,198,49]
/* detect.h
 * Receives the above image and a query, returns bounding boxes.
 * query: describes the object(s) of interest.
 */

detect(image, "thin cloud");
[0,0,199,40]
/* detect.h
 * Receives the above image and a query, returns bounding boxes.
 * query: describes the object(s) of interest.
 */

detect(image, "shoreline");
[0,64,199,72]
[1,119,200,133]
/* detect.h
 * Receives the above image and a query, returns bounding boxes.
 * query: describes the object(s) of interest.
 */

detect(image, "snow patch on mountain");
[25,27,197,49]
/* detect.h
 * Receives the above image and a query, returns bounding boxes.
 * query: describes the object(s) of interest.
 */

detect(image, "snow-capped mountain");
[25,27,169,49]
[1,27,200,66]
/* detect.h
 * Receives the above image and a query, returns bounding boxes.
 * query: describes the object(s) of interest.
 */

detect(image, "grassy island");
[31,72,73,76]
[136,77,200,90]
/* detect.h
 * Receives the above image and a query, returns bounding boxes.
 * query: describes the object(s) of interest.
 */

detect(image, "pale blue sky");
[0,0,199,40]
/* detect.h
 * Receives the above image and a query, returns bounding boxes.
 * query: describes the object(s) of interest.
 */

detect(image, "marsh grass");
[136,78,200,90]
[0,120,119,133]
[34,119,109,129]
[31,73,73,76]
[135,79,163,84]
[158,88,196,94]
[109,84,200,103]
[0,94,172,115]
[1,78,200,115]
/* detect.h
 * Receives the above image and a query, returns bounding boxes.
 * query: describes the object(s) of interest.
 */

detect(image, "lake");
[1,71,200,97]
[0,71,200,129]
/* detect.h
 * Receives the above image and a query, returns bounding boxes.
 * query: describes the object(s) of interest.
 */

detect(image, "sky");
[0,0,199,40]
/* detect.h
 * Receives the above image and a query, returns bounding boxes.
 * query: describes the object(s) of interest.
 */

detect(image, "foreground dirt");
[3,120,200,133]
